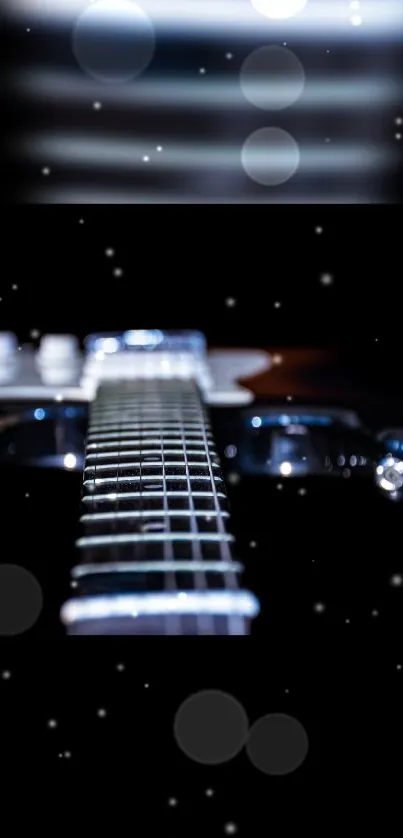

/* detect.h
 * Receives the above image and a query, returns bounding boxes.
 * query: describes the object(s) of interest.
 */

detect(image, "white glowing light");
[351,14,362,26]
[251,0,307,20]
[350,1,360,8]
[225,297,236,307]
[64,453,77,469]
[156,145,163,152]
[272,354,283,365]
[113,267,123,277]
[93,101,102,110]
[279,461,293,476]
[390,574,403,587]
[251,416,262,428]
[100,337,119,353]
[375,457,403,492]
[61,590,260,624]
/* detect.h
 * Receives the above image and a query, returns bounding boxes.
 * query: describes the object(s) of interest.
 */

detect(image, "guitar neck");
[61,377,259,635]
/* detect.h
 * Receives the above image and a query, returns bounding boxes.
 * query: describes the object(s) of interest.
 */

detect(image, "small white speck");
[314,602,326,613]
[168,798,177,807]
[224,824,238,835]
[326,49,330,53]
[350,14,362,26]
[116,663,125,672]
[298,488,307,496]
[55,393,64,402]
[286,395,293,402]
[345,618,350,624]
[315,226,323,234]
[397,664,402,670]
[105,248,115,258]
[325,137,331,143]
[143,155,150,162]
[26,27,31,32]
[79,218,85,225]
[41,167,51,176]
[144,683,149,688]
[93,101,102,110]
[199,67,206,74]
[276,483,283,490]
[64,751,72,759]
[320,273,334,286]
[97,708,107,717]
[25,492,30,498]
[205,789,214,797]
[12,284,18,291]
[30,329,40,339]
[225,297,236,307]
[390,574,402,587]
[113,268,123,277]
[285,688,290,693]
[272,354,283,365]
[156,146,163,152]
[274,301,281,308]
[395,133,402,140]
[371,609,379,617]
[225,52,233,60]
[283,41,287,45]
[1,671,11,680]
[395,117,402,126]
[249,541,257,548]
[70,580,78,588]
[47,719,58,729]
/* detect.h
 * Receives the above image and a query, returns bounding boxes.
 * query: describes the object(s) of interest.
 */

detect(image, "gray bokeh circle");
[174,690,249,765]
[0,564,43,635]
[241,127,300,186]
[240,46,305,111]
[246,713,309,775]
[72,0,155,84]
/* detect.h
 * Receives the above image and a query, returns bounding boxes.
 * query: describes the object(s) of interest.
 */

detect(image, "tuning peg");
[37,334,81,384]
[0,332,19,383]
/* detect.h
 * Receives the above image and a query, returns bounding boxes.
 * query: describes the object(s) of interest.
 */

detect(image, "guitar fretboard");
[63,379,258,634]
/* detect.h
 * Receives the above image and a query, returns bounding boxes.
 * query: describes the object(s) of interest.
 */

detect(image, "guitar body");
[0,330,401,637]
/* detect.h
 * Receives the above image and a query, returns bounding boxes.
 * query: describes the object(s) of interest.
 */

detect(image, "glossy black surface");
[0,397,401,638]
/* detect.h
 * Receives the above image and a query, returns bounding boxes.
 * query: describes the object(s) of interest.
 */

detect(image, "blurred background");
[2,0,403,203]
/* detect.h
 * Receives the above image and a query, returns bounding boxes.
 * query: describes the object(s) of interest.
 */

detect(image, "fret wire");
[84,462,219,472]
[82,490,227,503]
[81,510,230,522]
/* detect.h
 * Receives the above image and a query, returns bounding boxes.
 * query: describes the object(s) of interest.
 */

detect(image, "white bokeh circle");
[241,127,300,186]
[72,0,155,84]
[250,0,308,19]
[240,46,305,111]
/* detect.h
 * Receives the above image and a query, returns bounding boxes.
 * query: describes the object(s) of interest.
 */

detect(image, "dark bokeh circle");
[0,564,43,636]
[246,713,309,775]
[174,690,249,765]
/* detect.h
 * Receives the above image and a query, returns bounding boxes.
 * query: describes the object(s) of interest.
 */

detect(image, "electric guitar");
[0,329,271,635]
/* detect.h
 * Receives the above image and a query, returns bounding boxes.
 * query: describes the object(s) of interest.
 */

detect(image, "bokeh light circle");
[241,127,300,186]
[0,564,43,635]
[251,0,308,19]
[246,713,309,775]
[72,0,155,84]
[240,46,305,111]
[174,690,249,765]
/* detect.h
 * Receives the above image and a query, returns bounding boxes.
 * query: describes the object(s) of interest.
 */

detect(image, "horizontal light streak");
[60,589,260,624]
[25,186,381,203]
[13,70,402,110]
[23,133,398,173]
[72,560,242,576]
[77,532,234,547]
[5,1,403,38]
